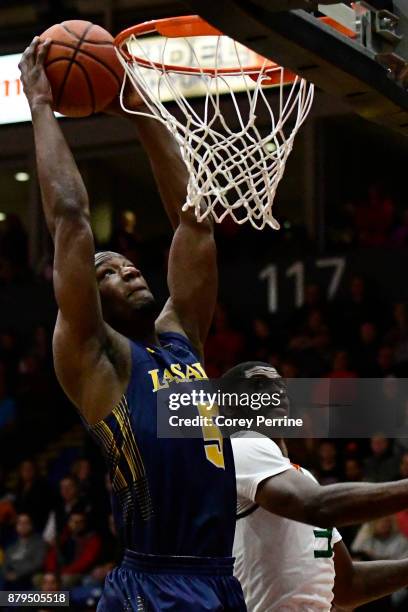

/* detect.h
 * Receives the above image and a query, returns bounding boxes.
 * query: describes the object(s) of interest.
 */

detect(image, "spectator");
[385,303,408,372]
[0,362,16,431]
[248,317,272,362]
[288,309,331,376]
[279,359,299,379]
[0,467,15,549]
[70,458,106,529]
[398,452,408,479]
[351,515,408,560]
[313,441,341,485]
[290,284,327,332]
[41,571,60,591]
[289,309,329,352]
[38,571,62,612]
[394,457,408,546]
[327,349,357,378]
[45,511,102,587]
[396,399,408,450]
[396,511,408,541]
[337,276,380,343]
[70,513,122,609]
[18,349,51,402]
[14,459,54,532]
[205,304,245,375]
[344,457,363,482]
[341,457,365,548]
[391,208,408,248]
[31,325,52,366]
[44,475,91,543]
[3,513,46,588]
[352,182,395,247]
[374,345,397,377]
[363,436,400,482]
[0,330,19,394]
[71,458,95,501]
[351,321,379,376]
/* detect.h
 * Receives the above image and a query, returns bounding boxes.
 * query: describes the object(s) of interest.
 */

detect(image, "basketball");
[38,20,123,117]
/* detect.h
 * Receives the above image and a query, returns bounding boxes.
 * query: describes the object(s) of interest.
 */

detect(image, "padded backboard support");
[182,0,408,135]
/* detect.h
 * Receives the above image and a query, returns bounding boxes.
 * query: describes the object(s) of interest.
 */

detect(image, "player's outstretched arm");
[255,468,408,528]
[333,540,408,609]
[134,116,217,356]
[19,37,129,424]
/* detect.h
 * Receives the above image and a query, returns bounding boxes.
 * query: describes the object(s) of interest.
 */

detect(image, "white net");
[115,27,314,230]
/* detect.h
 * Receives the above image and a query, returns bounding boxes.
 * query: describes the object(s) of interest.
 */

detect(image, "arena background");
[1,1,408,610]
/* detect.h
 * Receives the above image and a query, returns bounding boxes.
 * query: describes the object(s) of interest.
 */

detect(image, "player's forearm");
[133,116,191,230]
[31,102,90,237]
[334,559,408,609]
[313,479,408,527]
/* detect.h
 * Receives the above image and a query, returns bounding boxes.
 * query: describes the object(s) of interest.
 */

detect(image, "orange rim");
[114,15,288,80]
[115,13,355,81]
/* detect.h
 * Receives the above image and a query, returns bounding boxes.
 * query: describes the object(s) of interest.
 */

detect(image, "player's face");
[250,375,290,418]
[96,254,155,322]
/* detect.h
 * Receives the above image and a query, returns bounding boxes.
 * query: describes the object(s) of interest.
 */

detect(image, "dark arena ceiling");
[0,0,185,54]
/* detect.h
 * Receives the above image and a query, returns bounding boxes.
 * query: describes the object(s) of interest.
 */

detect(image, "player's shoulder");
[53,319,132,424]
[298,466,318,483]
[157,331,202,361]
[231,432,284,456]
[231,432,292,473]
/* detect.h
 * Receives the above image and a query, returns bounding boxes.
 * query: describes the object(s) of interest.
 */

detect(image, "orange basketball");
[39,20,124,117]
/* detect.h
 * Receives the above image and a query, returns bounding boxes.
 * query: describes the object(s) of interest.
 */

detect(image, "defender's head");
[221,361,290,418]
[94,251,156,331]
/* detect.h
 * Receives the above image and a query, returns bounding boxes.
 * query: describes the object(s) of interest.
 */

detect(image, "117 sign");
[259,257,346,313]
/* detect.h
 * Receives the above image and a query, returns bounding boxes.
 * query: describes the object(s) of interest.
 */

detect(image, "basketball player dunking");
[19,38,246,612]
[224,362,408,611]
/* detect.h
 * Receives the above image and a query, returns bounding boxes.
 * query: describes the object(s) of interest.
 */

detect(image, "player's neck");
[126,323,158,345]
[111,315,158,345]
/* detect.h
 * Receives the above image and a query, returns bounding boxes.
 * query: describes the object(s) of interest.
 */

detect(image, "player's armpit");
[155,298,203,357]
[53,317,131,425]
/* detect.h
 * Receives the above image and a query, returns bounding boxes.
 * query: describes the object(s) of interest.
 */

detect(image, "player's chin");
[130,291,156,312]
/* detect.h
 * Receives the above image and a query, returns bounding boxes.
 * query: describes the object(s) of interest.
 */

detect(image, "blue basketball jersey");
[89,332,237,557]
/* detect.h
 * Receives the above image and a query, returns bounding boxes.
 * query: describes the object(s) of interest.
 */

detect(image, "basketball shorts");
[97,549,247,611]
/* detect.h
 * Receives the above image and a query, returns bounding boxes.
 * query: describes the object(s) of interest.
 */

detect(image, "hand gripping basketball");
[19,37,53,110]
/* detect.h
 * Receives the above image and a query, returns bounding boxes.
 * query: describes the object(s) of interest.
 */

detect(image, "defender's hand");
[19,36,53,109]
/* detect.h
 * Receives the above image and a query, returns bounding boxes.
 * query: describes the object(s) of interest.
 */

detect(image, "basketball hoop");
[114,15,314,230]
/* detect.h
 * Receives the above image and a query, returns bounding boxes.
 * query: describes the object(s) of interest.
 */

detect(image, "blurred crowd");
[0,458,119,610]
[330,183,408,250]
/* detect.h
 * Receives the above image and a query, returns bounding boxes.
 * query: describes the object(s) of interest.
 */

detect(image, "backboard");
[182,1,408,136]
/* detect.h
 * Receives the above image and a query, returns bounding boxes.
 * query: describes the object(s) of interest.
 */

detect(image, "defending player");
[19,37,245,612]
[224,362,408,611]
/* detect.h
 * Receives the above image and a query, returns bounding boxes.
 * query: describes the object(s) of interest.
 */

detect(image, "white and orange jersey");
[232,433,342,612]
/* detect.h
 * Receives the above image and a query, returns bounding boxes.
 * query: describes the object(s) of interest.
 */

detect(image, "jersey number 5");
[197,404,225,469]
